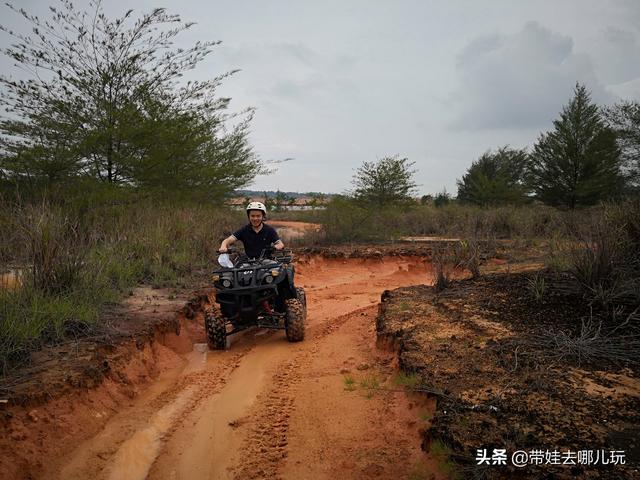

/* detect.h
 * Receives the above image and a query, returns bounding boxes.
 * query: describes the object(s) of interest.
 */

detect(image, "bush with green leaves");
[457,146,530,206]
[351,155,417,207]
[567,199,640,308]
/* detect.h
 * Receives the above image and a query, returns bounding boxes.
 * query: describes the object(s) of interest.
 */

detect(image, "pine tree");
[529,84,623,209]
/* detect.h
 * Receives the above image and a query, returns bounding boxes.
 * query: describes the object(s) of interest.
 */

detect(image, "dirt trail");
[48,255,446,480]
[268,220,321,242]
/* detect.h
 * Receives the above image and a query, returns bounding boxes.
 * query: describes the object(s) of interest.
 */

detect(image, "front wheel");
[296,287,307,314]
[285,297,305,342]
[205,307,227,350]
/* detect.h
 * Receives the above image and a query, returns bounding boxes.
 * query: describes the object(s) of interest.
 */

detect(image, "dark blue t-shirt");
[232,223,280,258]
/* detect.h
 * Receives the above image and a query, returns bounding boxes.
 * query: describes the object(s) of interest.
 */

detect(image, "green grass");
[359,374,380,390]
[417,409,433,422]
[319,199,570,244]
[393,371,421,388]
[360,374,381,398]
[430,440,461,479]
[407,461,431,480]
[343,375,356,391]
[343,373,382,397]
[0,286,101,372]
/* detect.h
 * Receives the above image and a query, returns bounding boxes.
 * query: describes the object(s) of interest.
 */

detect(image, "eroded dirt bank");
[1,254,449,480]
[377,273,640,479]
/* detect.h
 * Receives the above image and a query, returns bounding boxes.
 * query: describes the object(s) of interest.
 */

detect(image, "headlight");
[264,275,274,284]
[270,269,280,276]
[222,279,231,288]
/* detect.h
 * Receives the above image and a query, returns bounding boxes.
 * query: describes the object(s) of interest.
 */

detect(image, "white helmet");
[246,201,267,217]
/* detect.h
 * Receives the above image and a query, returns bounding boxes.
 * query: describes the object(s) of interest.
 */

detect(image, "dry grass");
[0,198,241,371]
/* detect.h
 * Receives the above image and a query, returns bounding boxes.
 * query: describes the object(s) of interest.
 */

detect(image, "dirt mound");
[377,273,640,479]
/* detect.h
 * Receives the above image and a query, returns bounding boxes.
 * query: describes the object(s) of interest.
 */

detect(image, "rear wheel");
[205,307,227,350]
[285,297,305,342]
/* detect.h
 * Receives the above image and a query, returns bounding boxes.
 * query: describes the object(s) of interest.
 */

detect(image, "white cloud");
[451,21,614,130]
[589,27,640,86]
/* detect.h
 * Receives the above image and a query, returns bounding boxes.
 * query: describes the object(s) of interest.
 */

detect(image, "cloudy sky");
[2,0,640,195]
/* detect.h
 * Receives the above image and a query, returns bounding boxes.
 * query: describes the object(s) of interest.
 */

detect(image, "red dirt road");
[27,256,447,479]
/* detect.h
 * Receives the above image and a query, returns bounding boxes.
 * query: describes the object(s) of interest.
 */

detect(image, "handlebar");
[217,243,291,266]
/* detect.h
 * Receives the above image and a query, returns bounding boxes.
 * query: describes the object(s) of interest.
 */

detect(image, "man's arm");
[270,228,284,250]
[219,235,237,253]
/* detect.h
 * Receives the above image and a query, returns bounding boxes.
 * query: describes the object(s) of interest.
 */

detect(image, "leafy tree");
[529,84,623,209]
[307,192,327,210]
[420,194,433,205]
[273,189,293,212]
[603,101,640,191]
[262,191,271,212]
[0,1,264,198]
[351,155,417,206]
[457,146,530,206]
[433,189,451,208]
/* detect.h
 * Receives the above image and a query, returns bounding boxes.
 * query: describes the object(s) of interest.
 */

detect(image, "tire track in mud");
[231,358,302,479]
[61,344,256,480]
[229,307,377,479]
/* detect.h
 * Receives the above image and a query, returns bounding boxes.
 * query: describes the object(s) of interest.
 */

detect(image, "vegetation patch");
[376,208,640,479]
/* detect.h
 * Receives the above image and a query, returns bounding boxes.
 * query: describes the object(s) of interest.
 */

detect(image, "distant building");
[225,197,250,210]
[225,196,328,211]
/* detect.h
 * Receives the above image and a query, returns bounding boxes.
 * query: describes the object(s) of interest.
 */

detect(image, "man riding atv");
[205,202,305,349]
[219,201,284,258]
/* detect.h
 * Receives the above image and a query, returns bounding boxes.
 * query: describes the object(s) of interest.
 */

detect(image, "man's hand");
[274,240,285,250]
[219,235,237,254]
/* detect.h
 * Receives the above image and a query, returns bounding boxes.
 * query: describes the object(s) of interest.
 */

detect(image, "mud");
[1,254,445,480]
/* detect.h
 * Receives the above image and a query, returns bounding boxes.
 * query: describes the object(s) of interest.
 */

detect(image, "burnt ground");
[377,271,640,479]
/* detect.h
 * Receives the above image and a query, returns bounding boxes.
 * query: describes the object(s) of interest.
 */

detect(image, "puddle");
[192,342,208,354]
[107,386,197,480]
[181,343,209,375]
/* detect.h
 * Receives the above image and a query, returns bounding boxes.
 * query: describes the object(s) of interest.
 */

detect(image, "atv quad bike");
[204,245,306,349]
